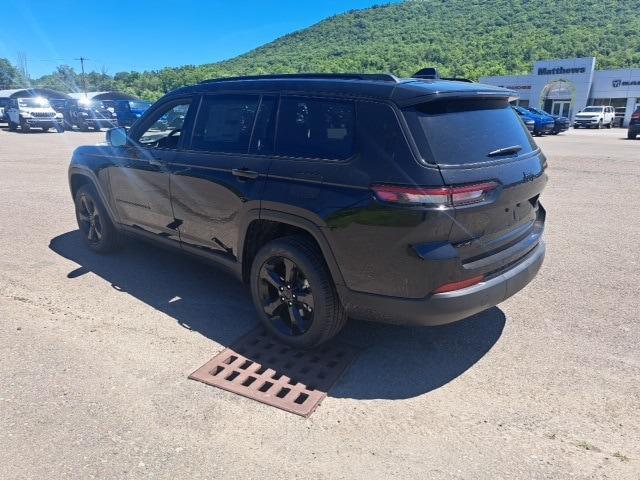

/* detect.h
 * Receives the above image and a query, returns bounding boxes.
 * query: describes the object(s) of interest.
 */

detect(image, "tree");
[0,58,22,89]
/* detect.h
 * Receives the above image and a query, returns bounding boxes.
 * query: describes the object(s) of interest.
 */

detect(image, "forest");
[1,0,639,100]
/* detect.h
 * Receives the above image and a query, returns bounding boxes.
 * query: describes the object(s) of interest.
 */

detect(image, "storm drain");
[189,329,358,417]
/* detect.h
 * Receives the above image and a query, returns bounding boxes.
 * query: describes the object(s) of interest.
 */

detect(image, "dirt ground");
[1,126,638,479]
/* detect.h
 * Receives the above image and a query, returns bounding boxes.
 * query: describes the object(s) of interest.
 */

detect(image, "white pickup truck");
[573,105,615,129]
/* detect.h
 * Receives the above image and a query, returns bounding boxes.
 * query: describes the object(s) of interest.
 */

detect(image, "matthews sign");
[538,66,586,75]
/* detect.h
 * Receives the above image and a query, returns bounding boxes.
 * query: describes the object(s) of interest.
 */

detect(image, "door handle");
[232,168,259,180]
[148,157,164,167]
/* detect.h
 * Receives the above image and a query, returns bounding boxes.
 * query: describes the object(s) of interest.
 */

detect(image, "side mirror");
[106,127,128,147]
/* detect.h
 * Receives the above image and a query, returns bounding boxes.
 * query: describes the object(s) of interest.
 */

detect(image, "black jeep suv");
[68,72,547,348]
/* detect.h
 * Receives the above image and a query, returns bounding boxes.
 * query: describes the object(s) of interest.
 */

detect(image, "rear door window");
[403,98,536,166]
[191,95,259,154]
[275,97,355,160]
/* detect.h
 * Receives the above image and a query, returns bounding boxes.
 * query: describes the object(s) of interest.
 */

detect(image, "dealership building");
[480,57,640,126]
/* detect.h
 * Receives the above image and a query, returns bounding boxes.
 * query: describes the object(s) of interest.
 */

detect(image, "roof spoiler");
[412,67,474,83]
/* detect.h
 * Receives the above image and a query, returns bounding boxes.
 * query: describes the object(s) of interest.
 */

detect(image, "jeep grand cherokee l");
[68,72,547,348]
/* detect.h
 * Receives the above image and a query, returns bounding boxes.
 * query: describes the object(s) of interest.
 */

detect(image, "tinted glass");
[249,96,277,155]
[138,101,191,149]
[191,95,259,153]
[404,98,536,165]
[276,97,355,160]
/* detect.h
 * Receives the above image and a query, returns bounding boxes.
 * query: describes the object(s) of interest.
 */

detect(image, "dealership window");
[588,98,628,108]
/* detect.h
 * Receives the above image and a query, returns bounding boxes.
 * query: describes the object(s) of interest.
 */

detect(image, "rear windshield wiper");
[487,145,522,157]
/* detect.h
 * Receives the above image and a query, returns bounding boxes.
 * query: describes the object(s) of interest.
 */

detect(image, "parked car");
[573,105,615,129]
[68,72,547,348]
[627,106,640,139]
[5,96,64,132]
[0,98,9,124]
[513,105,554,136]
[523,117,535,133]
[525,106,570,134]
[114,100,151,127]
[66,98,119,131]
[614,107,626,127]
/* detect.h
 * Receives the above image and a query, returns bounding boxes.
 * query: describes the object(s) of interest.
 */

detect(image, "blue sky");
[0,0,398,78]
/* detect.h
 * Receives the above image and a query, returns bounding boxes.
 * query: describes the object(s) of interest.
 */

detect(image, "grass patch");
[613,452,630,462]
[576,441,600,452]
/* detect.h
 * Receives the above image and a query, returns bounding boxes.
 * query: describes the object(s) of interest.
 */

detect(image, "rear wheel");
[250,235,347,349]
[74,184,121,253]
[629,131,638,140]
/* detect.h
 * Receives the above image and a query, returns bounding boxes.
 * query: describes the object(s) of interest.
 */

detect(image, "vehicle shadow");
[49,230,505,400]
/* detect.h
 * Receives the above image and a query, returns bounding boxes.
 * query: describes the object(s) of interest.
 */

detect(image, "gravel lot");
[1,126,638,479]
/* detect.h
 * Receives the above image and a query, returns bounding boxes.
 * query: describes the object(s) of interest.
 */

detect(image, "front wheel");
[20,119,30,133]
[55,124,64,133]
[250,235,347,349]
[8,120,17,131]
[74,184,122,253]
[597,120,603,129]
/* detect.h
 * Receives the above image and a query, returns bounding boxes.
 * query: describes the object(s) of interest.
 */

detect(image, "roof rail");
[199,73,400,84]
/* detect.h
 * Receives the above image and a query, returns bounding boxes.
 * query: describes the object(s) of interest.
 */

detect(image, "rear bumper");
[339,241,545,326]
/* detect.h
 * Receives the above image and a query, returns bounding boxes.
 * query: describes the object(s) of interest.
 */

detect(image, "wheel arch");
[68,166,119,225]
[238,209,346,288]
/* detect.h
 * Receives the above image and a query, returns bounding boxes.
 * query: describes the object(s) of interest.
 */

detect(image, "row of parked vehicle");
[512,105,570,136]
[0,96,151,133]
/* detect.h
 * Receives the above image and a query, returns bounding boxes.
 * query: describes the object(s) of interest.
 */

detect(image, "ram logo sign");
[612,79,640,88]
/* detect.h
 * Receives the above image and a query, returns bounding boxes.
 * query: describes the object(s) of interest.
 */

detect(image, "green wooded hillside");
[3,0,640,100]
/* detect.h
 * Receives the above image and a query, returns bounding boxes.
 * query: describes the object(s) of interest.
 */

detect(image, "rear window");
[404,98,536,166]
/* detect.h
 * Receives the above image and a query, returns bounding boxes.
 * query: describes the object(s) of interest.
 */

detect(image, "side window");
[275,97,355,160]
[138,100,191,149]
[249,95,277,154]
[191,95,259,153]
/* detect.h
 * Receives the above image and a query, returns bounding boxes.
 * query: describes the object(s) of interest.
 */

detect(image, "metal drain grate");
[189,329,358,417]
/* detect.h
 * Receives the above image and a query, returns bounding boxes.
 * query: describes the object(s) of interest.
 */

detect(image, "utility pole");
[75,56,89,96]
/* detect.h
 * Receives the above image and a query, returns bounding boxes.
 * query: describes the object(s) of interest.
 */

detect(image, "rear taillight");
[372,182,497,207]
[632,111,640,120]
[432,275,484,294]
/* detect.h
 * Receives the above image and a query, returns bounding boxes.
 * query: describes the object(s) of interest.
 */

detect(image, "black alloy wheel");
[250,235,347,349]
[258,256,315,336]
[74,184,121,253]
[77,193,103,245]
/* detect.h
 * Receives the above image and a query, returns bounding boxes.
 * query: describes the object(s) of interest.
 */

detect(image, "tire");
[250,235,347,349]
[55,124,64,133]
[628,131,638,140]
[8,120,17,131]
[20,119,30,133]
[78,122,89,132]
[606,121,612,129]
[597,120,602,129]
[74,183,122,253]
